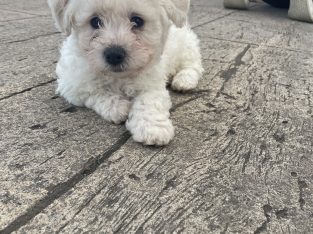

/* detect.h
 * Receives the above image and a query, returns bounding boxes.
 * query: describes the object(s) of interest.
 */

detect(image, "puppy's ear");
[48,0,72,35]
[161,0,190,27]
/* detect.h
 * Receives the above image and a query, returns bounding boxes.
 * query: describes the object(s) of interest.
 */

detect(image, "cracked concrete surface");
[0,0,313,233]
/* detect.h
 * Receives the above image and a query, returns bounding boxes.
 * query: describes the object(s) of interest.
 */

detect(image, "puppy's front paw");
[171,69,199,92]
[89,98,131,124]
[108,99,131,124]
[126,118,175,146]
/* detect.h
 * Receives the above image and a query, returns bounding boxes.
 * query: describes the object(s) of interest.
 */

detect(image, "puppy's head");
[48,0,190,77]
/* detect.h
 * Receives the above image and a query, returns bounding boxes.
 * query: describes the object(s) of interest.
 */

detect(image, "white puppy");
[48,0,203,145]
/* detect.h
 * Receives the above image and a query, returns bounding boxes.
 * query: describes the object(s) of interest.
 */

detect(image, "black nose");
[104,46,126,66]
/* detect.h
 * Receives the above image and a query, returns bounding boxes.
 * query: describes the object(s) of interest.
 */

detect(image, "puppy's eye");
[131,16,144,29]
[90,17,102,29]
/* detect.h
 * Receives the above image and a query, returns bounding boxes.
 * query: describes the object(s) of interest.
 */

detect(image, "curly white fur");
[49,0,203,145]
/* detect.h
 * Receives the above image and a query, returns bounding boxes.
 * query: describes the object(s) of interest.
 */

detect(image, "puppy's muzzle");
[104,46,126,67]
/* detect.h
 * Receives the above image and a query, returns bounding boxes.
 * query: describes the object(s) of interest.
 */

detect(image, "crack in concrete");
[254,204,272,234]
[0,15,46,23]
[215,44,251,98]
[221,44,251,82]
[0,79,56,102]
[192,12,235,29]
[170,92,208,112]
[0,90,207,233]
[0,8,48,16]
[201,35,313,55]
[6,31,60,44]
[0,131,131,234]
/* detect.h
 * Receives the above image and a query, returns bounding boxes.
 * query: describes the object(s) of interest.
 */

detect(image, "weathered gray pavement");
[1,0,313,233]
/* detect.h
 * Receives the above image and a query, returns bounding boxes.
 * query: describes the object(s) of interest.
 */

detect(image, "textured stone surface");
[0,0,312,233]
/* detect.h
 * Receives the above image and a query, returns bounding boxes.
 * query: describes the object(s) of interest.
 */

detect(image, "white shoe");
[289,0,313,23]
[224,0,313,23]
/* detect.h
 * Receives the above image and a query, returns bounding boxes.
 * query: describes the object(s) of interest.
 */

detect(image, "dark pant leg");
[263,0,290,8]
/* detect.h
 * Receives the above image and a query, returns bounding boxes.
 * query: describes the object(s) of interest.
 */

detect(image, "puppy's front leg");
[85,93,131,124]
[126,89,174,146]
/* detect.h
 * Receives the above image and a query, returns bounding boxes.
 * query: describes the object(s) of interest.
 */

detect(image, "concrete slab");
[0,9,37,22]
[0,0,312,233]
[0,34,60,100]
[0,0,50,16]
